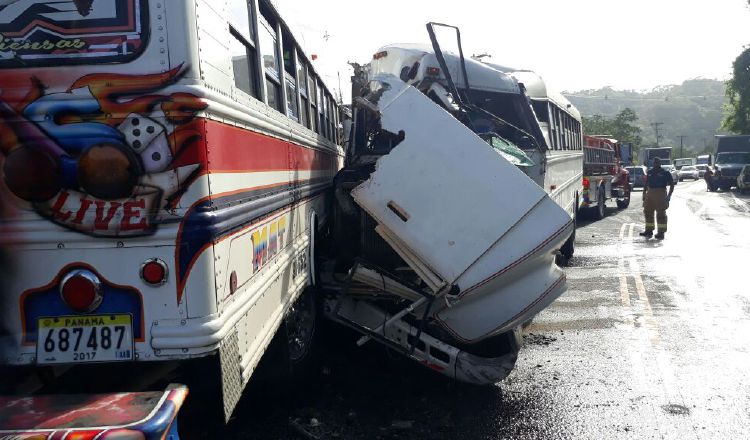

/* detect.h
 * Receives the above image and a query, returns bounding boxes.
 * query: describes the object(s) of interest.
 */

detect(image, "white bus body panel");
[351,76,572,342]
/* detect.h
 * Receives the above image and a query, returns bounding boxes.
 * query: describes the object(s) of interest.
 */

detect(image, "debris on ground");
[523,333,558,346]
[289,418,321,440]
[391,420,414,430]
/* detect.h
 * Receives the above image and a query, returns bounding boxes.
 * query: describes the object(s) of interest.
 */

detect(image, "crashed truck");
[319,24,577,384]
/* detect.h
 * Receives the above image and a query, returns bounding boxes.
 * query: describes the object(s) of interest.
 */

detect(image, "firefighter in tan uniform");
[639,157,675,240]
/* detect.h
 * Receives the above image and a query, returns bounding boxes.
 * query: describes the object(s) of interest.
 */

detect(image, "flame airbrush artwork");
[0,65,207,237]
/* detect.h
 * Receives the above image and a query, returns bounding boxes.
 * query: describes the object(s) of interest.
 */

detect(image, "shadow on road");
[210,324,538,440]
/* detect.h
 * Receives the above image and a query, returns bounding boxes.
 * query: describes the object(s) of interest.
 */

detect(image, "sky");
[272,0,750,101]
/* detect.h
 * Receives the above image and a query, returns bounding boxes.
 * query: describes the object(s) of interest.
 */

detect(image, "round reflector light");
[59,270,103,313]
[141,258,168,286]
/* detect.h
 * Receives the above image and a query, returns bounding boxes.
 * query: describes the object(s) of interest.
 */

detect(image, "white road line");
[618,224,636,307]
[618,224,631,307]
[629,257,661,347]
[628,255,693,438]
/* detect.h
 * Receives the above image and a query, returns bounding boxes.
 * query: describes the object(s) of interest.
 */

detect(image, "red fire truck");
[579,136,631,219]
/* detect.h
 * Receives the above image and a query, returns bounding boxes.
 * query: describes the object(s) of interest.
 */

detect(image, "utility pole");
[677,135,687,158]
[651,122,664,147]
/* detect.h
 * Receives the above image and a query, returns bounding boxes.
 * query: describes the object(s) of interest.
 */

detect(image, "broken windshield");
[479,133,535,167]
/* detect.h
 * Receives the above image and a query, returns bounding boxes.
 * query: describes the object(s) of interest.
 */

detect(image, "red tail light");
[60,270,103,313]
[141,258,168,286]
[582,177,590,189]
[373,51,388,60]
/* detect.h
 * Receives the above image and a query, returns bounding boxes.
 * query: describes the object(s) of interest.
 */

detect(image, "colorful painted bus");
[0,0,342,420]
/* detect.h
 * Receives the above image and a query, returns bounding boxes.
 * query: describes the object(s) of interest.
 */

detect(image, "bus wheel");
[560,228,575,261]
[559,199,577,262]
[285,287,318,371]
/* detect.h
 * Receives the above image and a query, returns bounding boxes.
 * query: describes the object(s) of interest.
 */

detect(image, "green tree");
[611,108,643,147]
[582,114,610,136]
[723,47,750,134]
[582,108,642,147]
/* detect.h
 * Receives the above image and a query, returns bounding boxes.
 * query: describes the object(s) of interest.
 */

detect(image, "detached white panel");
[351,75,573,342]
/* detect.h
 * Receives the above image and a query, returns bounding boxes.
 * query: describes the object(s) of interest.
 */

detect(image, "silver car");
[662,165,679,184]
[678,165,700,181]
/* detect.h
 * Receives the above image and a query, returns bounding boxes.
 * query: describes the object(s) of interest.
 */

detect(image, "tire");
[283,287,319,378]
[592,190,605,220]
[559,194,578,262]
[617,195,630,209]
[560,222,576,260]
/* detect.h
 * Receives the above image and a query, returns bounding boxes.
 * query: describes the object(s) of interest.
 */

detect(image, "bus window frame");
[229,0,340,140]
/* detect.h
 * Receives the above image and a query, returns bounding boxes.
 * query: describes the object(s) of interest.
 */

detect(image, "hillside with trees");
[565,79,728,158]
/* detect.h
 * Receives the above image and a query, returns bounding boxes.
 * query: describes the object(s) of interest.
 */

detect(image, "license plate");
[36,315,134,364]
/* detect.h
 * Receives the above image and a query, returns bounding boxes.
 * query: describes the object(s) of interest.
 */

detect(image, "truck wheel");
[616,195,630,209]
[593,190,606,220]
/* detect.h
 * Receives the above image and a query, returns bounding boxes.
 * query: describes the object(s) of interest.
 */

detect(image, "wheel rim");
[286,291,315,363]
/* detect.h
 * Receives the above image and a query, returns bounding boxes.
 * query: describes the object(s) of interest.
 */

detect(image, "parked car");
[696,164,709,178]
[662,164,679,184]
[738,165,750,194]
[678,165,699,181]
[626,166,647,189]
[709,152,750,191]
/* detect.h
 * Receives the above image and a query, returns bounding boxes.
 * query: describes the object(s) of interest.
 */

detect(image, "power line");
[677,135,687,157]
[651,122,664,147]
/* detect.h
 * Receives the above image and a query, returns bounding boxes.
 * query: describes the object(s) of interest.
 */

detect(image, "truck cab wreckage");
[320,24,575,385]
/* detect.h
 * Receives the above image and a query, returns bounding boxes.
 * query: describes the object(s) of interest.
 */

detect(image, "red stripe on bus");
[199,119,339,173]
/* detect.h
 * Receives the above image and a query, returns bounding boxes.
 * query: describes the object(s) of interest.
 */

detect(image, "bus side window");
[228,0,260,99]
[259,6,282,112]
[282,30,299,121]
[309,75,319,133]
[327,96,335,142]
[298,55,310,129]
[321,93,328,140]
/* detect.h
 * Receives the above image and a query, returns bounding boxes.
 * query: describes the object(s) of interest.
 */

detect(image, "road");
[219,179,750,439]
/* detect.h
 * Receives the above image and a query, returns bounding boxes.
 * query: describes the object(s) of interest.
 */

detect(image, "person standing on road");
[704,165,714,191]
[639,157,675,240]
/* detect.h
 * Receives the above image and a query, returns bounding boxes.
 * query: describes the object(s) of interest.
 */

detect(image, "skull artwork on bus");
[0,66,207,236]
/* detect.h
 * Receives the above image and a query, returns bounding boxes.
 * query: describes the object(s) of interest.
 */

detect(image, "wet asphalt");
[220,179,750,440]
